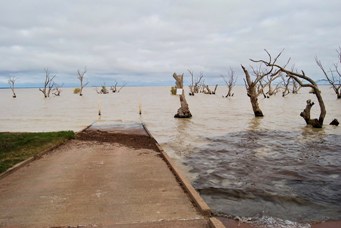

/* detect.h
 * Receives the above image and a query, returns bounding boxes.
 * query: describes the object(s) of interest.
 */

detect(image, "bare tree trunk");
[266,72,281,97]
[8,77,16,98]
[111,81,118,93]
[300,99,315,124]
[188,70,195,96]
[241,65,264,117]
[193,72,204,93]
[212,84,218,94]
[203,85,212,94]
[227,86,233,97]
[110,80,127,93]
[300,98,324,128]
[258,80,268,98]
[222,67,237,97]
[292,80,301,94]
[314,86,326,127]
[53,83,63,96]
[47,80,55,97]
[173,73,192,118]
[251,49,326,128]
[39,69,55,98]
[282,77,290,97]
[77,68,88,96]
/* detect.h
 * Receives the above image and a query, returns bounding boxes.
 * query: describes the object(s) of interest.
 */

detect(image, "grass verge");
[0,131,75,173]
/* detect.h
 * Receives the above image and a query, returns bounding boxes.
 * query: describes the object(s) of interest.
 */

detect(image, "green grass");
[0,131,75,173]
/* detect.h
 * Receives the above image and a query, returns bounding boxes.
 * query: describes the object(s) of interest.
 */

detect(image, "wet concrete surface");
[0,122,209,227]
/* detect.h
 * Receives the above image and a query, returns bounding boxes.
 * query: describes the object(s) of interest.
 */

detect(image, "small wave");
[254,216,311,228]
[185,130,341,222]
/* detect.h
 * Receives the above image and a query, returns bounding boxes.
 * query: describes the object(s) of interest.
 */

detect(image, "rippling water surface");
[1,86,340,225]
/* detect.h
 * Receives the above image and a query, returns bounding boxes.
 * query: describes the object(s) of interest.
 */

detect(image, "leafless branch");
[39,68,56,98]
[316,52,341,99]
[8,76,16,98]
[77,67,88,96]
[222,67,237,97]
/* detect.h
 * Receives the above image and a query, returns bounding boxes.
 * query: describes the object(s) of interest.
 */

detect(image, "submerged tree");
[292,80,301,94]
[251,50,326,128]
[315,48,341,99]
[53,83,63,96]
[96,84,109,94]
[188,69,195,96]
[263,72,282,97]
[39,69,55,98]
[187,70,204,95]
[173,72,192,118]
[241,61,281,117]
[77,68,88,96]
[202,84,218,95]
[282,76,291,97]
[8,76,16,98]
[111,80,127,93]
[242,66,264,117]
[222,67,237,97]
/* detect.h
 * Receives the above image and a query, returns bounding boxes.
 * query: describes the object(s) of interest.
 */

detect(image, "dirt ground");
[76,129,160,151]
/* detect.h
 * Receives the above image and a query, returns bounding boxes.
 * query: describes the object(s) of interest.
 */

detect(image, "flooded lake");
[1,86,340,225]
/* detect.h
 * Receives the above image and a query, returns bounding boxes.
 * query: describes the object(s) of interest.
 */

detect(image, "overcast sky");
[0,0,340,87]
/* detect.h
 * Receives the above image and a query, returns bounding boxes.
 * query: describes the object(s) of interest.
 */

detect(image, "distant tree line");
[7,67,127,98]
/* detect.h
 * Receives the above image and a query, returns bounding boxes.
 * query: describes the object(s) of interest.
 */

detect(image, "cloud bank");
[0,0,340,87]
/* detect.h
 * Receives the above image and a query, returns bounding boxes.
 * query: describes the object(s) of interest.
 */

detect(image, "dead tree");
[265,72,282,97]
[202,84,218,95]
[117,82,127,93]
[194,72,204,93]
[241,58,281,117]
[286,65,302,94]
[282,76,291,97]
[97,84,109,94]
[8,77,16,98]
[222,68,237,97]
[257,80,268,98]
[111,81,118,93]
[251,50,326,128]
[292,80,301,94]
[39,69,55,98]
[199,79,206,93]
[111,80,127,93]
[188,69,195,96]
[204,85,212,94]
[212,84,218,94]
[77,68,88,96]
[173,73,192,118]
[242,66,268,117]
[315,49,341,99]
[53,83,63,96]
[257,72,282,99]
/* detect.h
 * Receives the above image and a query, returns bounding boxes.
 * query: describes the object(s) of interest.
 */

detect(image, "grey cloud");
[0,0,340,87]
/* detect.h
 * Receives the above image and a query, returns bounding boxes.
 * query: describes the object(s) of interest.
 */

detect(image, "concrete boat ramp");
[0,121,224,228]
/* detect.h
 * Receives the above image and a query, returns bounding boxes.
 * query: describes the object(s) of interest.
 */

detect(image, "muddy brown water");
[187,129,341,223]
[1,86,340,226]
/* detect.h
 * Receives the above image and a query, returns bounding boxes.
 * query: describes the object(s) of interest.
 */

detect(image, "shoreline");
[0,122,225,227]
[1,120,341,228]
